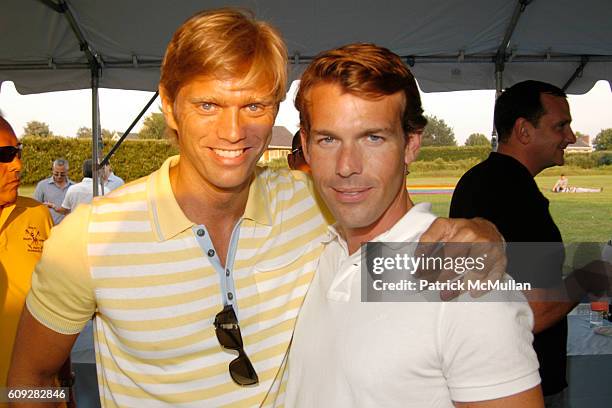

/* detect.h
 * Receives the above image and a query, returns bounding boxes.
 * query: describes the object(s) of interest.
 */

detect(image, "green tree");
[593,128,612,150]
[139,111,166,140]
[102,129,116,140]
[77,126,115,140]
[77,126,92,139]
[24,120,52,137]
[422,115,456,146]
[465,133,490,146]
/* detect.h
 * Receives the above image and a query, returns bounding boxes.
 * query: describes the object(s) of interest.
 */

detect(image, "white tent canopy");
[2,0,611,193]
[2,0,612,94]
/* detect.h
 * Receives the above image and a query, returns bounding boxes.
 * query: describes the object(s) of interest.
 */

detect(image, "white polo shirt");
[285,203,540,407]
[60,178,106,212]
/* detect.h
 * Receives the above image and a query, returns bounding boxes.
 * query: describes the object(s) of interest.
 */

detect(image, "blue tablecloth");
[567,305,612,408]
[567,313,612,356]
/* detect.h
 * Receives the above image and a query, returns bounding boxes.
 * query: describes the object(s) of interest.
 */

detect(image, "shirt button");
[207,249,215,257]
[227,292,234,300]
[226,269,230,277]
[196,229,205,237]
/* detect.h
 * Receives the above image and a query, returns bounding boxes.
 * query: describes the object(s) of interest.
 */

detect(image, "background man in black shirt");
[450,80,605,407]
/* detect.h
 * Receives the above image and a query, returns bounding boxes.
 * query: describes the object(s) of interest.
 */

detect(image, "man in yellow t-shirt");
[0,115,53,388]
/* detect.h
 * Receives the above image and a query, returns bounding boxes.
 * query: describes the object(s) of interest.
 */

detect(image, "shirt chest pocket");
[246,242,319,317]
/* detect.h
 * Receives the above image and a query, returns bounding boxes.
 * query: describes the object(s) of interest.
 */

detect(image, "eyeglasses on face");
[214,305,259,386]
[52,172,67,177]
[0,144,22,163]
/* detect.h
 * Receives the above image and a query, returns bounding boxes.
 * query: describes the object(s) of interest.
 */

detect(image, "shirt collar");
[324,203,436,301]
[323,202,436,249]
[148,156,272,242]
[242,167,273,226]
[47,177,74,187]
[148,156,192,241]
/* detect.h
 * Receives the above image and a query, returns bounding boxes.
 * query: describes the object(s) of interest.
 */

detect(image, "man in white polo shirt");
[285,43,543,407]
[58,159,107,215]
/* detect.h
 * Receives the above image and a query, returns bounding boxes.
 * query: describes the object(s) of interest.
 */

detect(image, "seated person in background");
[552,174,602,193]
[551,174,568,192]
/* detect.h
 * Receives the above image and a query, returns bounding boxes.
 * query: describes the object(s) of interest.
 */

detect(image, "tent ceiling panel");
[1,0,611,94]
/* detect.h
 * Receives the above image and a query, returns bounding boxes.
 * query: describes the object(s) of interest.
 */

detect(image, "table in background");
[567,306,612,407]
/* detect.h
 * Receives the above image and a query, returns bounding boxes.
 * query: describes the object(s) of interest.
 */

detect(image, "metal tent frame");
[2,0,611,194]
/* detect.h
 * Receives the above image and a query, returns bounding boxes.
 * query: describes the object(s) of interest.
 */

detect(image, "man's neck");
[169,163,249,228]
[342,191,413,255]
[496,144,541,177]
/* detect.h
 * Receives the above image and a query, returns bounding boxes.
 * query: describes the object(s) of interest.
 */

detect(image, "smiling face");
[527,93,576,172]
[303,82,420,252]
[161,75,277,195]
[0,118,21,207]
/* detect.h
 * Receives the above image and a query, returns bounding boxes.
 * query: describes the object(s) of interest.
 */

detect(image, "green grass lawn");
[19,184,36,198]
[409,174,612,242]
[19,173,611,242]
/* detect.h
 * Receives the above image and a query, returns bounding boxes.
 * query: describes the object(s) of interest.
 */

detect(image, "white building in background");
[259,126,293,163]
[566,134,594,153]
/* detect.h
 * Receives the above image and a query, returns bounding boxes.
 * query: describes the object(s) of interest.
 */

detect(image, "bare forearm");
[55,206,70,215]
[8,309,78,407]
[529,299,577,333]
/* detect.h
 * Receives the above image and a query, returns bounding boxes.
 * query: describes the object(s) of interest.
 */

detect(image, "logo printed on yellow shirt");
[23,226,45,253]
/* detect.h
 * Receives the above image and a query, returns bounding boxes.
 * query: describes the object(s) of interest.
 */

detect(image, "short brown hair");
[160,8,288,105]
[295,43,427,135]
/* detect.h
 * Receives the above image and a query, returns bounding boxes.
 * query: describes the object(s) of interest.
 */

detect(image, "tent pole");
[491,71,504,151]
[490,0,532,151]
[92,68,101,197]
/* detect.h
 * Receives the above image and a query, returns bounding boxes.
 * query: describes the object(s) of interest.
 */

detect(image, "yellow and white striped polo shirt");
[27,156,329,407]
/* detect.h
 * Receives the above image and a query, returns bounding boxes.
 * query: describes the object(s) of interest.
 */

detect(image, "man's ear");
[514,118,532,145]
[404,130,422,167]
[159,87,178,132]
[300,128,311,164]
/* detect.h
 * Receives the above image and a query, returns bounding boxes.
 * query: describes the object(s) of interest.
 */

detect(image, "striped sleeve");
[27,204,96,334]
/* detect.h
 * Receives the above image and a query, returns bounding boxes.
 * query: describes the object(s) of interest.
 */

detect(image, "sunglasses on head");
[214,305,259,386]
[0,144,22,163]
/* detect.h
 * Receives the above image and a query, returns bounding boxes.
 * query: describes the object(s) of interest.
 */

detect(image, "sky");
[1,79,611,145]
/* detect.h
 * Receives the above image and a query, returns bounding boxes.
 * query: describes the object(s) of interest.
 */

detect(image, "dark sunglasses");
[214,305,259,386]
[0,144,22,163]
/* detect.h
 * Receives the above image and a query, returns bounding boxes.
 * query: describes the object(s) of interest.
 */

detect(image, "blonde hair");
[160,8,287,104]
